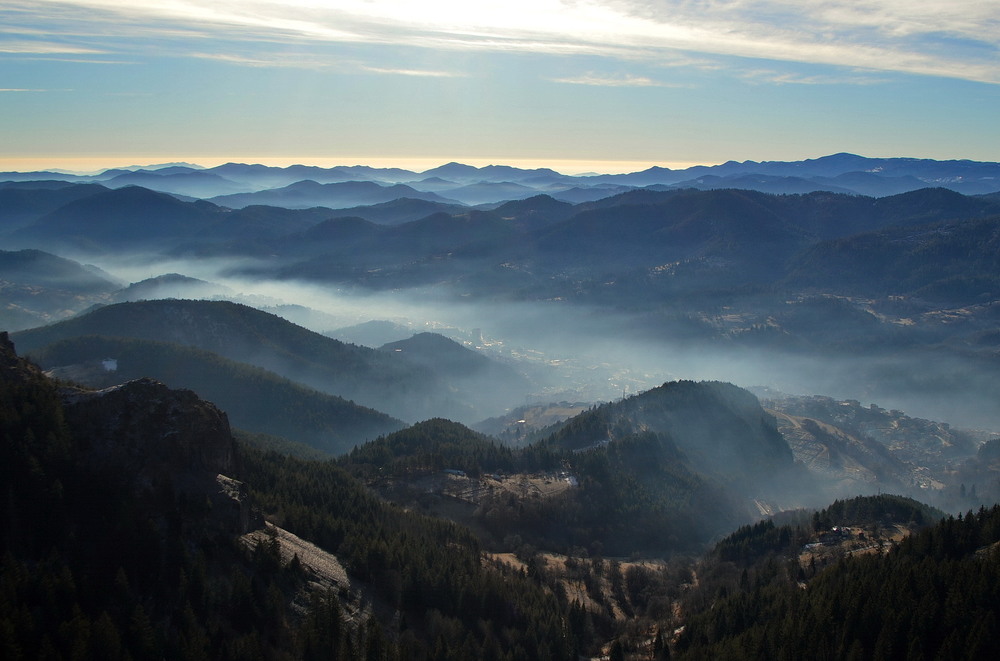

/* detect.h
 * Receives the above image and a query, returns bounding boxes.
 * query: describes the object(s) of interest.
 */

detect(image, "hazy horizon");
[5,151,1000,179]
[0,155,717,176]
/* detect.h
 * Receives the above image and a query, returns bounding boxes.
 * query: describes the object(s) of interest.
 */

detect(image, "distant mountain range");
[3,153,1000,205]
[208,180,459,209]
[10,181,998,293]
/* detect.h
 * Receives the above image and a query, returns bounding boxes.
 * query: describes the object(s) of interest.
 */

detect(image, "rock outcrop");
[1,330,261,535]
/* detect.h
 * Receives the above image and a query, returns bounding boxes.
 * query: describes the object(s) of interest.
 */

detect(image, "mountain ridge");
[28,334,404,454]
[6,153,1000,205]
[10,299,515,424]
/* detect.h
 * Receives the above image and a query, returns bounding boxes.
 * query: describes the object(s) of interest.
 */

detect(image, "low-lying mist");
[84,253,1000,434]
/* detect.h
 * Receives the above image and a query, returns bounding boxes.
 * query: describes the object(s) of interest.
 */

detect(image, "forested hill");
[675,498,1000,660]
[343,418,528,478]
[543,381,801,496]
[11,299,415,390]
[11,299,477,423]
[23,334,404,455]
[518,381,815,553]
[709,494,945,567]
[0,248,122,331]
[341,382,814,556]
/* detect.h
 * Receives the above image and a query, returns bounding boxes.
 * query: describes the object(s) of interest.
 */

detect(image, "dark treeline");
[341,417,549,478]
[675,498,997,660]
[1,339,303,660]
[712,494,945,567]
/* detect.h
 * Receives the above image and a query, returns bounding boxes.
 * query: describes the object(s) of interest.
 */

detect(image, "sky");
[2,0,999,174]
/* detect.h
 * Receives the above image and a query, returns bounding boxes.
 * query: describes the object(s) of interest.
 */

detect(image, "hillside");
[0,249,120,331]
[10,185,221,252]
[11,299,477,423]
[0,181,109,232]
[674,497,998,661]
[785,214,1000,304]
[543,381,800,495]
[25,334,403,455]
[0,248,119,293]
[378,332,533,416]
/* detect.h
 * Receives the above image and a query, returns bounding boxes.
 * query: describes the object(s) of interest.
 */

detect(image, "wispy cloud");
[360,65,466,78]
[190,51,334,68]
[5,1,1000,83]
[12,57,132,64]
[189,52,464,76]
[0,39,105,55]
[550,73,675,87]
[739,68,889,86]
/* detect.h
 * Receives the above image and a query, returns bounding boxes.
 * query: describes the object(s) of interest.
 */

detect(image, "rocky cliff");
[2,330,260,536]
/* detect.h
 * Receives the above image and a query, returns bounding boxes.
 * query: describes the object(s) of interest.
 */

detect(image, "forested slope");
[675,498,997,660]
[23,334,403,455]
[0,333,606,660]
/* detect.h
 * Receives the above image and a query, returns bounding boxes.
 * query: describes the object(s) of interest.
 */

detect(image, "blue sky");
[2,1,999,173]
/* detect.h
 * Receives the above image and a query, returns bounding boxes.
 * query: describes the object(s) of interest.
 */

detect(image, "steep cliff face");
[1,330,260,537]
[1,329,44,381]
[61,377,236,480]
[64,377,261,535]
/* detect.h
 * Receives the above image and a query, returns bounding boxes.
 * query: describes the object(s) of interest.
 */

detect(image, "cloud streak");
[4,1,999,83]
[551,73,676,87]
[0,39,105,55]
[360,65,467,78]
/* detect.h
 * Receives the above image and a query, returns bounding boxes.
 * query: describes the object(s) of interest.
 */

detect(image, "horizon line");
[0,155,724,176]
[4,152,993,178]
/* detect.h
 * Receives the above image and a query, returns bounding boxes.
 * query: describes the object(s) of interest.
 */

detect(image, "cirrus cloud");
[550,72,678,87]
[3,1,999,83]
